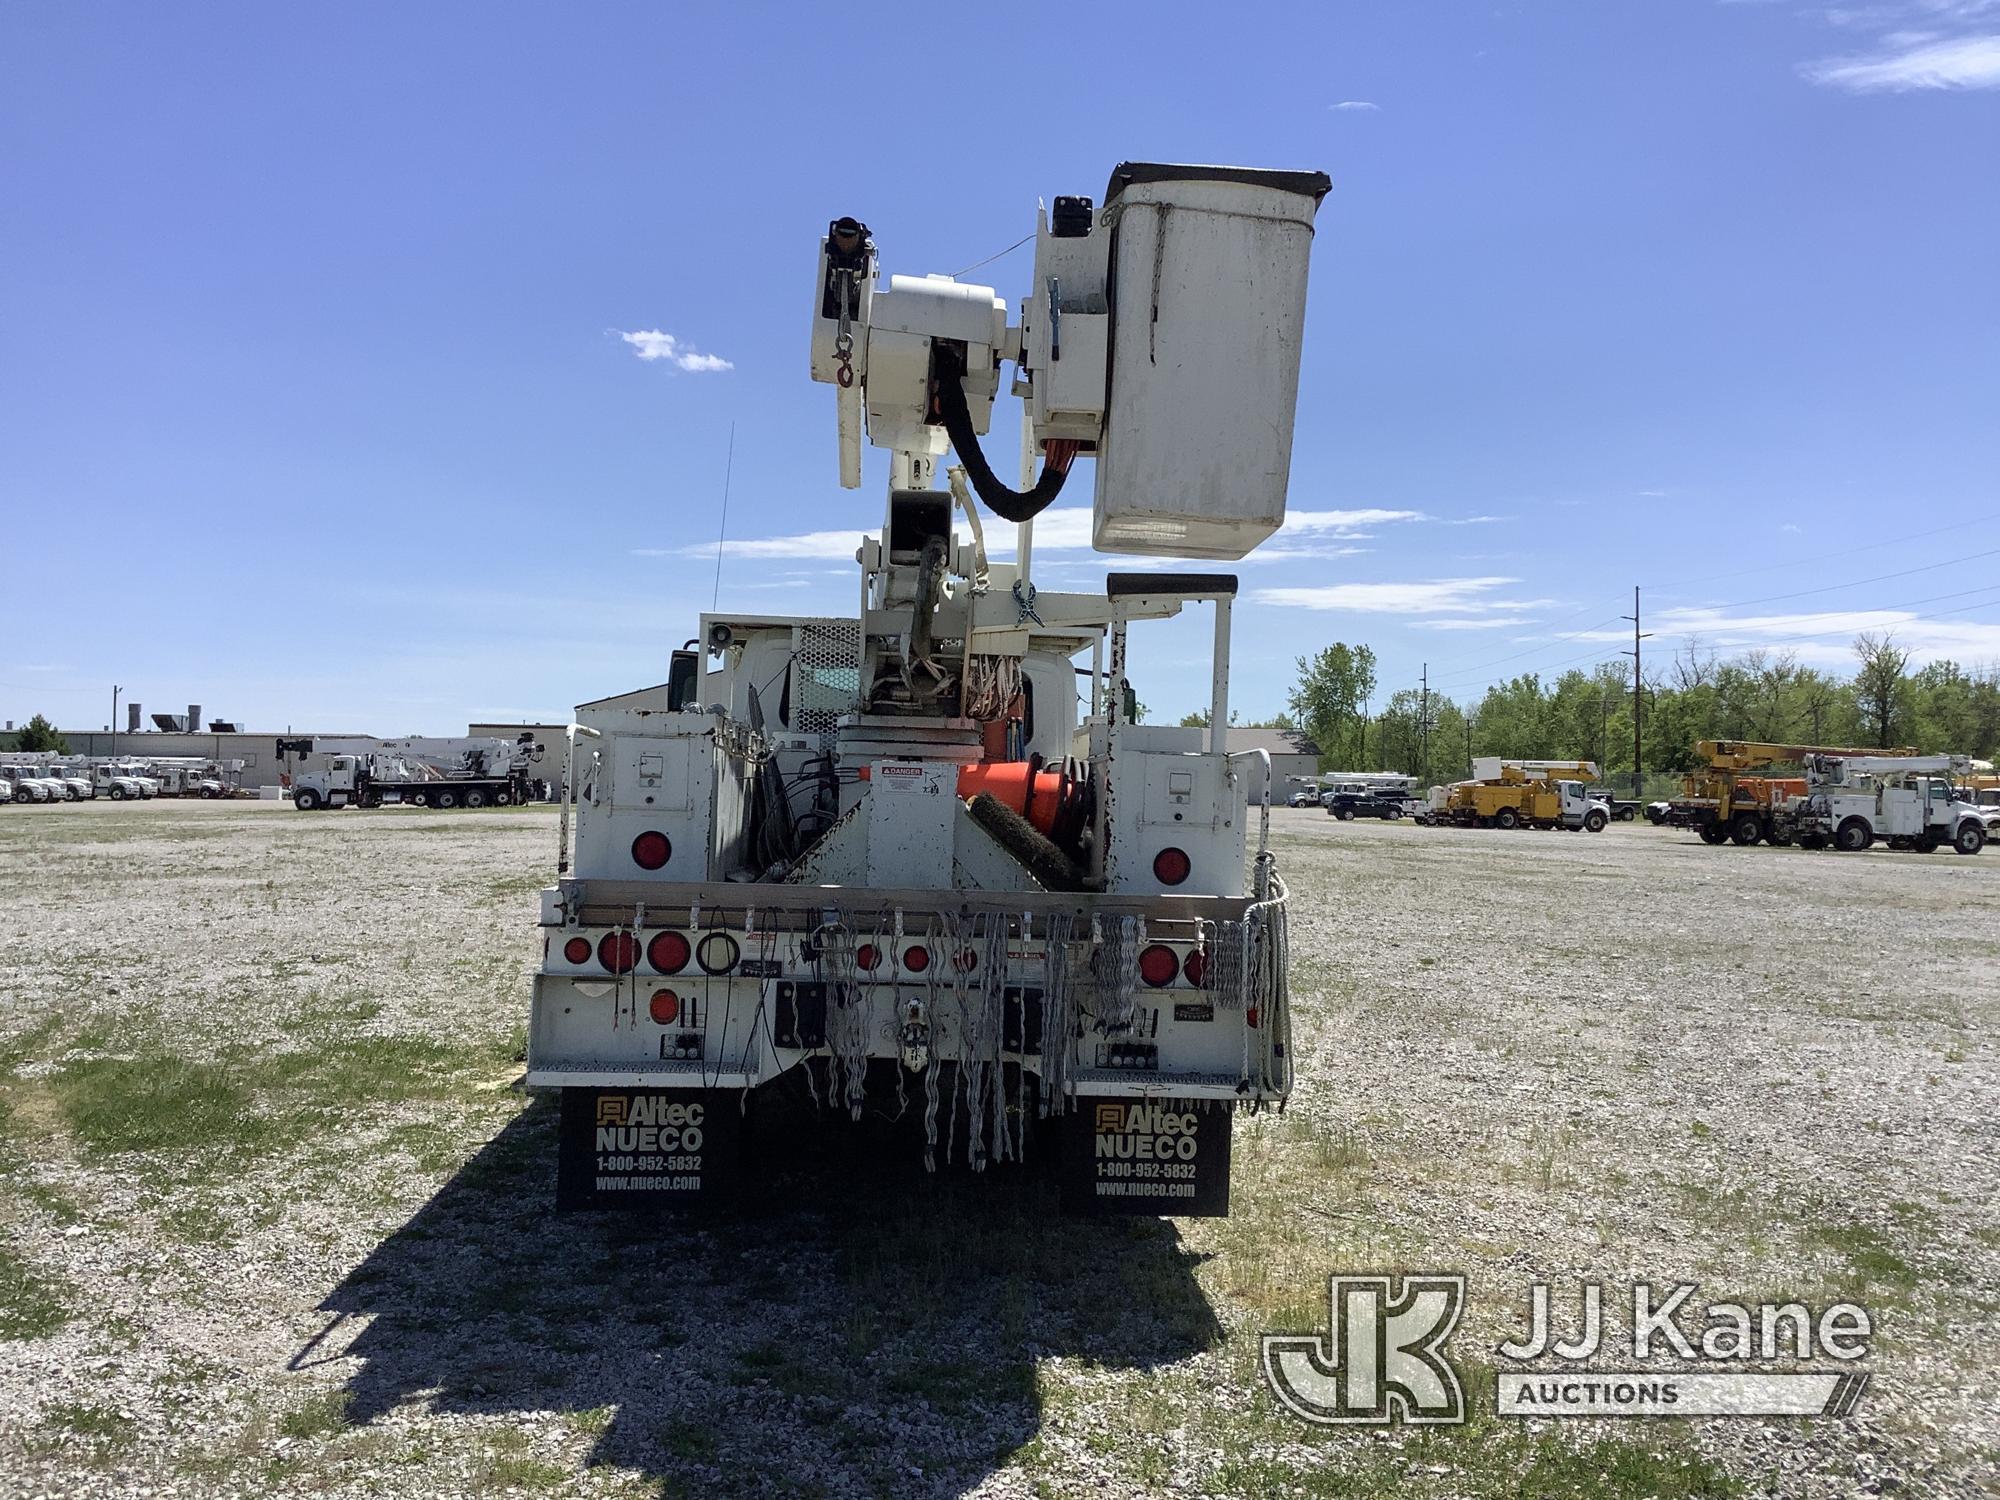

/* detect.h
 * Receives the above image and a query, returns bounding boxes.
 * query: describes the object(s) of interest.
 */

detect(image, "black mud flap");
[556,1087,740,1210]
[1060,1096,1232,1217]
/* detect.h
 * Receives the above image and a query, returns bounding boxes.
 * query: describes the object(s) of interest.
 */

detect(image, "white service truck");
[1789,755,1988,854]
[527,162,1325,1215]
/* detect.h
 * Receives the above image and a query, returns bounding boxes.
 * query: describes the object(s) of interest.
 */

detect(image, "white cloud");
[1250,577,1551,614]
[1412,616,1537,631]
[614,328,734,372]
[1330,100,1380,111]
[1802,30,2000,87]
[647,502,1441,569]
[1566,602,2000,664]
[1286,508,1425,535]
[658,529,867,561]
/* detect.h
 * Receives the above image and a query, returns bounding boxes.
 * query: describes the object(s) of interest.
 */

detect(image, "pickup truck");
[1593,795,1640,822]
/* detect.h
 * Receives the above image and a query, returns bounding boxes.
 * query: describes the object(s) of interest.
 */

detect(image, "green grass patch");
[277,1388,353,1440]
[0,1239,73,1339]
[52,1056,262,1155]
[39,1030,515,1178]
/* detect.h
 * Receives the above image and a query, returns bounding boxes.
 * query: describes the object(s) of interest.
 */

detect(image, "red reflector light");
[563,936,591,965]
[856,943,881,971]
[648,989,680,1025]
[953,947,978,973]
[1183,949,1207,988]
[696,932,740,974]
[1153,847,1192,886]
[902,944,931,974]
[631,831,672,871]
[1138,944,1179,987]
[1246,1005,1260,1029]
[648,931,691,974]
[598,932,638,974]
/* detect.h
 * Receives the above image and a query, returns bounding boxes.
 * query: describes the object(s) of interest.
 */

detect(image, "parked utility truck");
[291,737,542,810]
[526,162,1324,1215]
[1664,740,1906,846]
[1786,755,1987,854]
[1431,760,1610,831]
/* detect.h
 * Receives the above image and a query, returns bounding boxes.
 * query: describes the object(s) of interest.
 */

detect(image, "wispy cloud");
[613,328,734,372]
[1250,577,1553,615]
[1803,30,2000,87]
[1412,616,1536,631]
[1287,508,1425,536]
[642,503,1439,565]
[1781,0,2000,89]
[1330,100,1380,111]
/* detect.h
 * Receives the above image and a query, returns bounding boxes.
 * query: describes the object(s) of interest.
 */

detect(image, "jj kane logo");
[1262,1276,1872,1425]
[1262,1275,1467,1425]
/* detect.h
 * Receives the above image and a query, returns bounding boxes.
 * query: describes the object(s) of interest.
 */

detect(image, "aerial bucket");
[1091,163,1331,561]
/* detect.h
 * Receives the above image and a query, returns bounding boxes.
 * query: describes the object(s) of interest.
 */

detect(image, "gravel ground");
[1,799,1995,1498]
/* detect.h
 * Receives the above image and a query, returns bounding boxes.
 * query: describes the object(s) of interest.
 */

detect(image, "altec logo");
[1093,1102,1202,1161]
[1262,1275,1467,1425]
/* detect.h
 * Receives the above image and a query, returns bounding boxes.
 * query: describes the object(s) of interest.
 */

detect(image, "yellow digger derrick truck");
[1435,761,1609,831]
[1665,740,1914,847]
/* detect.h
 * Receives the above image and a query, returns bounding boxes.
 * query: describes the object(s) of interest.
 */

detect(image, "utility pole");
[1419,663,1429,785]
[1621,587,1651,799]
[111,685,120,759]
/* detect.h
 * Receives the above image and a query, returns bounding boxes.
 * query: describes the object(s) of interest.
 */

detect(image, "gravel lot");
[2,799,1995,1498]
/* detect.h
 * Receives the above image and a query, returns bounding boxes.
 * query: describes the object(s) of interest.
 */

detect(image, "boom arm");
[1697,740,1914,772]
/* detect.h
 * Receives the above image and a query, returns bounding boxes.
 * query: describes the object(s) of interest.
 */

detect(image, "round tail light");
[696,932,740,974]
[856,943,882,971]
[631,831,672,871]
[1153,847,1192,886]
[901,944,931,974]
[648,931,691,974]
[1138,944,1179,988]
[953,947,978,973]
[1246,1005,1261,1029]
[563,936,592,965]
[598,932,639,974]
[648,989,680,1025]
[1183,949,1207,988]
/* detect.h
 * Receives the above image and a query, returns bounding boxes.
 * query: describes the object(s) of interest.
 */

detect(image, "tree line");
[1286,634,2000,787]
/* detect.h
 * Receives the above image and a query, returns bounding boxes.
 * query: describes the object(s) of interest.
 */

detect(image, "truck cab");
[293,755,362,810]
[93,764,148,800]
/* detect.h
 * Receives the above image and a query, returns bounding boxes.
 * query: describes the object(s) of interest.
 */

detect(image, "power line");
[1425,611,1630,688]
[1429,551,2000,696]
[1673,545,2000,616]
[1641,510,2000,595]
[950,232,1035,278]
[1447,582,2000,694]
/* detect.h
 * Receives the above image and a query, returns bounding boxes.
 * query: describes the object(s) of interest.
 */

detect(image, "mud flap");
[1059,1096,1232,1216]
[556,1087,741,1210]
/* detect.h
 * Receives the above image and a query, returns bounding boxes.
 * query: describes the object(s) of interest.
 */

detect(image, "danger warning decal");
[1060,1096,1232,1217]
[556,1088,738,1210]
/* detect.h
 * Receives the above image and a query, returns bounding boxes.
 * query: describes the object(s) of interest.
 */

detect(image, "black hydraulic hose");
[932,346,1074,523]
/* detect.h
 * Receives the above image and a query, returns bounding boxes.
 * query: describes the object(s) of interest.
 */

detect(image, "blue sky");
[4,1,1997,735]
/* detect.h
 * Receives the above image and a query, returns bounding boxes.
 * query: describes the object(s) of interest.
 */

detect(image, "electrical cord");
[932,345,1076,523]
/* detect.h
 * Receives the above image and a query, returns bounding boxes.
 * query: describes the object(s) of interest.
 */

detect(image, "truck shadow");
[305,1093,1220,1498]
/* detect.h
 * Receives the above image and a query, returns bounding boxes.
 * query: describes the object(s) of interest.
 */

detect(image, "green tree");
[16,714,68,755]
[1852,633,1911,748]
[1288,643,1376,769]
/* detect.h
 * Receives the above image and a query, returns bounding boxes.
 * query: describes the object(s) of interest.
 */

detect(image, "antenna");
[711,421,736,611]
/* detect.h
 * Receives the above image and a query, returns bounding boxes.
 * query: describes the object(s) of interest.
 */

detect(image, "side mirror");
[668,649,699,712]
